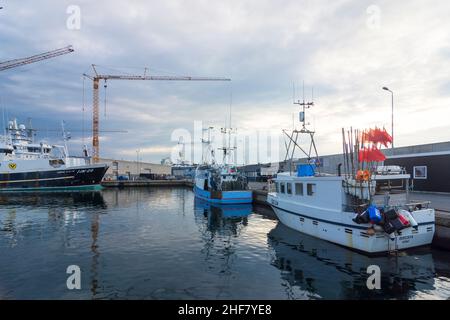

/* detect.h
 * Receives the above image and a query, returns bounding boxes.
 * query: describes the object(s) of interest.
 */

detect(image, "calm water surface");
[0,187,449,300]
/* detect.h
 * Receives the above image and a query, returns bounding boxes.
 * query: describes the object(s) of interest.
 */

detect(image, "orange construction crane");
[0,46,74,71]
[83,64,231,163]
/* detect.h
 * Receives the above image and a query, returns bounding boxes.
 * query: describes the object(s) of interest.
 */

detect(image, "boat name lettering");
[76,169,94,174]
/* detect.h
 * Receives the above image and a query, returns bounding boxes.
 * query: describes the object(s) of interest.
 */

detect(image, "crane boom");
[84,65,231,163]
[0,45,74,71]
[93,75,230,81]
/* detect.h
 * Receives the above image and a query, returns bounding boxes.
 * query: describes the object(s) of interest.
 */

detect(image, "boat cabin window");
[280,183,285,194]
[0,148,13,154]
[275,182,280,193]
[287,183,292,195]
[307,183,316,196]
[375,179,406,194]
[27,147,41,153]
[49,159,65,167]
[295,183,303,195]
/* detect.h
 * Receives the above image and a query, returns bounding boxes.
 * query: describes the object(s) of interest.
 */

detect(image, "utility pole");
[136,149,140,179]
[382,87,394,151]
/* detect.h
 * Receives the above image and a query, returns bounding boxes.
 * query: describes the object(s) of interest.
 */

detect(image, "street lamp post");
[136,149,140,179]
[382,87,394,150]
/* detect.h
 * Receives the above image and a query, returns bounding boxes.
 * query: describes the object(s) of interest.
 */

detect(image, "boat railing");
[267,179,276,193]
[405,200,431,210]
[343,199,432,213]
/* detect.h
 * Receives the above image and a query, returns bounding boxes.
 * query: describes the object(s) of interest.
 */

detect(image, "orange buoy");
[363,170,370,181]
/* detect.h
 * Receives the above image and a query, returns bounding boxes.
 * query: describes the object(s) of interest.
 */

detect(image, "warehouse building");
[171,165,196,179]
[384,141,450,193]
[99,158,172,180]
[240,141,450,193]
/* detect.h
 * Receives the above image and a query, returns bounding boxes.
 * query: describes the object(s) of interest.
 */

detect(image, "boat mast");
[177,136,186,165]
[219,95,237,167]
[61,120,70,158]
[283,84,320,175]
[201,126,215,165]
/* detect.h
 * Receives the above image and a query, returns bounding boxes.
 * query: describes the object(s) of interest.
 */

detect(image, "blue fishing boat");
[193,125,252,204]
[194,164,252,204]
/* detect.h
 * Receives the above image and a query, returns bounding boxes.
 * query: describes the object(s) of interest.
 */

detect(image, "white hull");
[268,193,435,254]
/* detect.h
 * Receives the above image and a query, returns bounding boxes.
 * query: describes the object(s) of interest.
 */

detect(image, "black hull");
[0,165,108,191]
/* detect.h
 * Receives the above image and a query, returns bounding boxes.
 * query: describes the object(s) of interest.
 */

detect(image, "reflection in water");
[193,198,252,267]
[90,210,100,298]
[1,187,449,299]
[0,191,106,299]
[268,223,444,299]
[0,191,107,209]
[193,198,252,298]
[0,191,106,241]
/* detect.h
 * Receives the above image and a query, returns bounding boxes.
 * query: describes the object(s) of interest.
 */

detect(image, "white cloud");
[1,0,449,162]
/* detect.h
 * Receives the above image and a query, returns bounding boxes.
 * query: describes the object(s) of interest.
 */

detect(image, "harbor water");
[1,187,450,300]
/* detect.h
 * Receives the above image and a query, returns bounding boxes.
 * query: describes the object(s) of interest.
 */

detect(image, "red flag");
[358,146,386,162]
[360,127,392,147]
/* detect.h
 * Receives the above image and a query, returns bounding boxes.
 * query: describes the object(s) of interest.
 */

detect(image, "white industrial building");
[99,158,172,180]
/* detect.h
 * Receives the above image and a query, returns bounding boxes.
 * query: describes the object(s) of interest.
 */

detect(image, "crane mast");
[0,46,74,72]
[84,65,231,163]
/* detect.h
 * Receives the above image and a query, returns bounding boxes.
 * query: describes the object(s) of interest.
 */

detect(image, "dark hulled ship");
[0,119,108,191]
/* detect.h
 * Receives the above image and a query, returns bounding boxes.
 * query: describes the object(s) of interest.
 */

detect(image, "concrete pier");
[101,179,194,188]
[434,210,450,250]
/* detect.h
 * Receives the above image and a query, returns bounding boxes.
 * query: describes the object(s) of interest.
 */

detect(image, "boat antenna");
[61,120,70,157]
[302,81,305,104]
[283,82,319,175]
[292,82,296,104]
[1,98,6,139]
[201,126,215,165]
[26,117,34,140]
[82,75,86,145]
[229,87,232,129]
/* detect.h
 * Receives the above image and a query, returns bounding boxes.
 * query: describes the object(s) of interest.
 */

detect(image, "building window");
[413,166,427,179]
[307,183,316,196]
[295,183,303,195]
[287,183,292,195]
[280,183,285,193]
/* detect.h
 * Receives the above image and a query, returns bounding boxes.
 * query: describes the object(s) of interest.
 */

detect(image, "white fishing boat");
[267,99,435,254]
[0,119,108,191]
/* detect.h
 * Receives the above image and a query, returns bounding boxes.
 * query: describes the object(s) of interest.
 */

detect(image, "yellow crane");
[0,46,74,71]
[83,65,231,163]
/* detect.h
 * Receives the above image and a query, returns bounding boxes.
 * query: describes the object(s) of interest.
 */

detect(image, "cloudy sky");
[0,0,449,164]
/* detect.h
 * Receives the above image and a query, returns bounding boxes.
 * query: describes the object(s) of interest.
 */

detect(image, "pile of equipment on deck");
[353,204,418,239]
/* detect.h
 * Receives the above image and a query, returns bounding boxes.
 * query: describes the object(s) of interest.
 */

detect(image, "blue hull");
[194,198,252,217]
[193,185,253,204]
